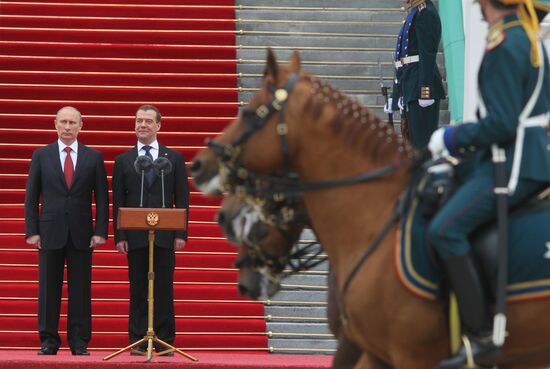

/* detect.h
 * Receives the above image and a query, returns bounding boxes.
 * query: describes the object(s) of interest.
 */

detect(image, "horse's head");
[190,48,305,195]
[218,195,306,299]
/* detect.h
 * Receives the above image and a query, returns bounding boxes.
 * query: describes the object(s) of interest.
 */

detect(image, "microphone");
[134,155,153,207]
[153,157,172,208]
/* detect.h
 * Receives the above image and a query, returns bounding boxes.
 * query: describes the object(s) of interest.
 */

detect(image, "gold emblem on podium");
[146,212,159,226]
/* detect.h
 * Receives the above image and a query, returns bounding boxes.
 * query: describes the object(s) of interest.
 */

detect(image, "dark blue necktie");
[143,145,156,187]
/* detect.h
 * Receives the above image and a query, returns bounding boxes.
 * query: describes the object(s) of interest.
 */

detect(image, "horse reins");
[209,72,420,306]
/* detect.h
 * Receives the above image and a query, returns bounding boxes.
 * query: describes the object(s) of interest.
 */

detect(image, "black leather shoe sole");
[37,348,57,355]
[71,349,90,356]
[130,348,147,356]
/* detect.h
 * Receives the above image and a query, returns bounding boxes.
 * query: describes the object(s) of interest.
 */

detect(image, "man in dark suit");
[25,106,109,356]
[112,105,189,355]
[386,0,446,149]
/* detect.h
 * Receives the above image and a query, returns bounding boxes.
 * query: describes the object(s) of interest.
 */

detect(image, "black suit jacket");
[24,142,109,250]
[112,144,189,250]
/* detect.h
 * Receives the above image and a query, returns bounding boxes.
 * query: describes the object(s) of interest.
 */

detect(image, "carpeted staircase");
[0,0,271,352]
[0,0,448,356]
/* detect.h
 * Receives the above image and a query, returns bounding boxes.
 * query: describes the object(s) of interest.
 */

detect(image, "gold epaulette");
[410,0,426,11]
[487,19,505,51]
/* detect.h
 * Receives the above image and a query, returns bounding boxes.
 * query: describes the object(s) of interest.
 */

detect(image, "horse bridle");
[208,73,407,200]
[208,71,419,296]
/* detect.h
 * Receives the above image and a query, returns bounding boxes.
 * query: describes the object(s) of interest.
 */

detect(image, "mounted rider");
[427,0,550,368]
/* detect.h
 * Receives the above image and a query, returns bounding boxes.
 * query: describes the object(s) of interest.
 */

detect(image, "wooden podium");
[103,207,198,362]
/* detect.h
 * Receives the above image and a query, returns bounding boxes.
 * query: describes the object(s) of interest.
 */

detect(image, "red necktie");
[64,147,74,189]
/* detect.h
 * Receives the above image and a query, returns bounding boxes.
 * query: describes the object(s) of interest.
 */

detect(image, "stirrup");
[462,335,498,369]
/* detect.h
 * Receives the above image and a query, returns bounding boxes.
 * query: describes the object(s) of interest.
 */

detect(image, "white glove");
[428,127,448,159]
[398,96,404,111]
[418,99,435,108]
[384,98,393,114]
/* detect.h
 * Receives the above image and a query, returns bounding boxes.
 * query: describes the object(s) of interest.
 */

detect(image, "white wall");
[461,2,550,123]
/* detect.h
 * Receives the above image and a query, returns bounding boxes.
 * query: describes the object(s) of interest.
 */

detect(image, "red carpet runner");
[0,0,270,352]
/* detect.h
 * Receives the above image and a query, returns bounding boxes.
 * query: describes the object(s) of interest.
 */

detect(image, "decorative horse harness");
[208,73,418,298]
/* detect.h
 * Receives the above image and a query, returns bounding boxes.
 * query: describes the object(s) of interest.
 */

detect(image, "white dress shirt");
[58,139,78,172]
[137,140,159,160]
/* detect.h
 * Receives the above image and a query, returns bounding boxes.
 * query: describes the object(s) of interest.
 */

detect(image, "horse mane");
[302,75,414,163]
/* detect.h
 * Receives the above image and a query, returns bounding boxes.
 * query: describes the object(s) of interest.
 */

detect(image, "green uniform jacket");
[445,15,550,186]
[391,0,445,109]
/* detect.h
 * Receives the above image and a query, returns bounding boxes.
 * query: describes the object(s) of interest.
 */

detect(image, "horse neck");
[289,88,411,279]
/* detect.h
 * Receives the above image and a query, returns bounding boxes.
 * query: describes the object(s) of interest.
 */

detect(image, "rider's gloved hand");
[428,127,449,159]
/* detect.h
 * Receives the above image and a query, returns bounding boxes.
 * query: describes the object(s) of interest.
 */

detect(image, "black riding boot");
[438,253,501,369]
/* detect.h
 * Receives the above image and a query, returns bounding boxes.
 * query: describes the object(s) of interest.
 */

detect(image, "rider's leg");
[428,173,541,369]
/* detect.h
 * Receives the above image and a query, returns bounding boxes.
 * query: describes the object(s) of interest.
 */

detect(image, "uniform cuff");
[443,126,459,157]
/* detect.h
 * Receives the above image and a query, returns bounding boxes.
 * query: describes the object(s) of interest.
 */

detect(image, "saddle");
[417,174,550,302]
[470,191,550,302]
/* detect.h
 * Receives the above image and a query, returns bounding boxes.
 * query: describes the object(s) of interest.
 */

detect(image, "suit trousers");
[127,245,176,346]
[406,100,440,150]
[38,235,92,350]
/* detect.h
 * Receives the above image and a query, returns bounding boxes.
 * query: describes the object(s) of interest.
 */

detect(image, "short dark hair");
[136,105,161,122]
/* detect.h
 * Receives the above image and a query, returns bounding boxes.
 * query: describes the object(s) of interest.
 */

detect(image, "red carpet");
[0,351,332,369]
[0,0,277,354]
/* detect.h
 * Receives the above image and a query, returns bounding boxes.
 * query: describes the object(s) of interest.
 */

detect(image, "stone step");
[237,10,403,23]
[267,322,333,336]
[280,274,328,287]
[265,306,329,320]
[238,0,402,8]
[268,338,337,352]
[238,21,401,35]
[268,289,327,303]
[236,35,396,49]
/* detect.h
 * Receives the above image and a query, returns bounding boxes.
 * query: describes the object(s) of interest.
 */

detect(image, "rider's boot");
[438,253,501,369]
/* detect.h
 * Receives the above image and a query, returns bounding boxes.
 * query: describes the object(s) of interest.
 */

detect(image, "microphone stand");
[161,170,166,208]
[140,170,145,208]
[104,156,196,362]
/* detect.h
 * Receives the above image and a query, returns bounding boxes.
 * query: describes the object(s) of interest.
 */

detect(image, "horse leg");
[331,331,363,369]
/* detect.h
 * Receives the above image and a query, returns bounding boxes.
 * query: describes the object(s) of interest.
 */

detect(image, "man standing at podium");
[112,105,189,355]
[25,106,109,355]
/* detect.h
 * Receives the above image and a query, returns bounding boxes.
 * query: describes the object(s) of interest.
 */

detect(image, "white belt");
[523,112,549,127]
[394,55,419,69]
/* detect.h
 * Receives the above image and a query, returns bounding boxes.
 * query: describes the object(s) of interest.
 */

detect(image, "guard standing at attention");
[385,0,446,149]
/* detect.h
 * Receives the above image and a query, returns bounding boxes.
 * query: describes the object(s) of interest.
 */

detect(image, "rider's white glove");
[398,96,405,111]
[418,99,435,108]
[428,127,448,159]
[384,98,393,114]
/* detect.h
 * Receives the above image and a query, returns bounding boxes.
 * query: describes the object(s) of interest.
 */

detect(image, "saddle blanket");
[395,190,550,302]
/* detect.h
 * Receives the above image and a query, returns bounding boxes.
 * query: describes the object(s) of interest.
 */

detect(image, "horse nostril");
[189,159,202,176]
[238,283,249,296]
[216,210,226,227]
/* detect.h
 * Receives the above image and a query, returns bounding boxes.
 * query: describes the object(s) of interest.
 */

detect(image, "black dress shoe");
[71,348,90,356]
[37,347,57,355]
[130,347,147,356]
[156,350,174,357]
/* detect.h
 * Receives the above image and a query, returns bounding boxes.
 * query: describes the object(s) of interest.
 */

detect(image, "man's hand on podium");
[174,238,186,251]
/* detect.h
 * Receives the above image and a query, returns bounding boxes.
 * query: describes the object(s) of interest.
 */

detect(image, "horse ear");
[264,47,278,82]
[288,50,301,73]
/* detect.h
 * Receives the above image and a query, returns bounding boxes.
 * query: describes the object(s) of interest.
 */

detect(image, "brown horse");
[218,196,364,369]
[191,50,550,369]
